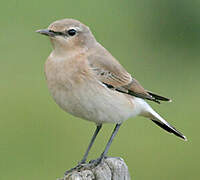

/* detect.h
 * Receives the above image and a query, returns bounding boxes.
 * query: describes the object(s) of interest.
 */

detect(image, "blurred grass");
[0,0,199,179]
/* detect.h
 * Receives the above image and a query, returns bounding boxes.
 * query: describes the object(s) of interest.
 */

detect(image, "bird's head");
[36,19,96,52]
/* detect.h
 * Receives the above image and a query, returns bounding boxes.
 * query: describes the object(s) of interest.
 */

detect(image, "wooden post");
[57,157,131,180]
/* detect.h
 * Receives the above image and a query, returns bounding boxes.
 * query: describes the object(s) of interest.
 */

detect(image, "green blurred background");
[0,0,199,179]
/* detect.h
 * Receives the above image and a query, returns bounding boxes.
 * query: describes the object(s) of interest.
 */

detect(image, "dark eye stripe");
[49,30,65,36]
[49,29,77,37]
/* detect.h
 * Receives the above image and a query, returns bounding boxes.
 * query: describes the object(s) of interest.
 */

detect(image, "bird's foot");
[64,161,87,175]
[64,156,107,175]
[88,155,106,167]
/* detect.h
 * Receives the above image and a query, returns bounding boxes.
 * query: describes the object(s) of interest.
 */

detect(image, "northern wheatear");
[36,18,187,173]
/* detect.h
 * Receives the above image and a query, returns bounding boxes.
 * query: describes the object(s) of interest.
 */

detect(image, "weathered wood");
[57,157,131,180]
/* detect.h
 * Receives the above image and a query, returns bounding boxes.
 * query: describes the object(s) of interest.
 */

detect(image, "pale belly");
[48,80,141,124]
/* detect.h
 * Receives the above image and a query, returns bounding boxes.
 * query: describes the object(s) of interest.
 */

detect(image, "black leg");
[80,124,102,163]
[100,123,121,160]
[65,124,102,175]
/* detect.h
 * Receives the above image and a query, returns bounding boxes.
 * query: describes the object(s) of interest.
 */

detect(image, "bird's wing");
[87,43,171,103]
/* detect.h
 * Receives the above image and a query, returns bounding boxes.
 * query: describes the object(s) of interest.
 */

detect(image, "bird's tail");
[147,107,187,141]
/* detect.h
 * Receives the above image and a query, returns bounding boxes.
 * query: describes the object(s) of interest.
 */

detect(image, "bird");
[36,18,187,173]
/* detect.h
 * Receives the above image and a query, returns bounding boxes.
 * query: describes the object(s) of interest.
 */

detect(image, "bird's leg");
[89,123,122,165]
[79,124,102,164]
[100,123,121,160]
[65,124,102,175]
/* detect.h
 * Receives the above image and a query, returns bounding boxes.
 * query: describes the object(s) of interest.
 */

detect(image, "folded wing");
[87,43,171,103]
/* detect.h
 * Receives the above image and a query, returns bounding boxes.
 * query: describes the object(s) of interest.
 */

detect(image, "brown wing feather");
[87,43,170,103]
[88,43,132,88]
[122,78,160,103]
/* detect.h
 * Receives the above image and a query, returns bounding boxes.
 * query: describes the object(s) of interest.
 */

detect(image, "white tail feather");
[134,98,187,141]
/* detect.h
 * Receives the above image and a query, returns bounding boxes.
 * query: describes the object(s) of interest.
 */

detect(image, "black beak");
[36,29,55,37]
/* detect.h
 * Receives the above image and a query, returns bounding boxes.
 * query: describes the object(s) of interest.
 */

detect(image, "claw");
[65,156,106,175]
[89,156,104,166]
[64,162,85,175]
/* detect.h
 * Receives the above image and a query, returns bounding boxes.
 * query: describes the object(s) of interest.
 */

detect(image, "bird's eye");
[67,29,77,36]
